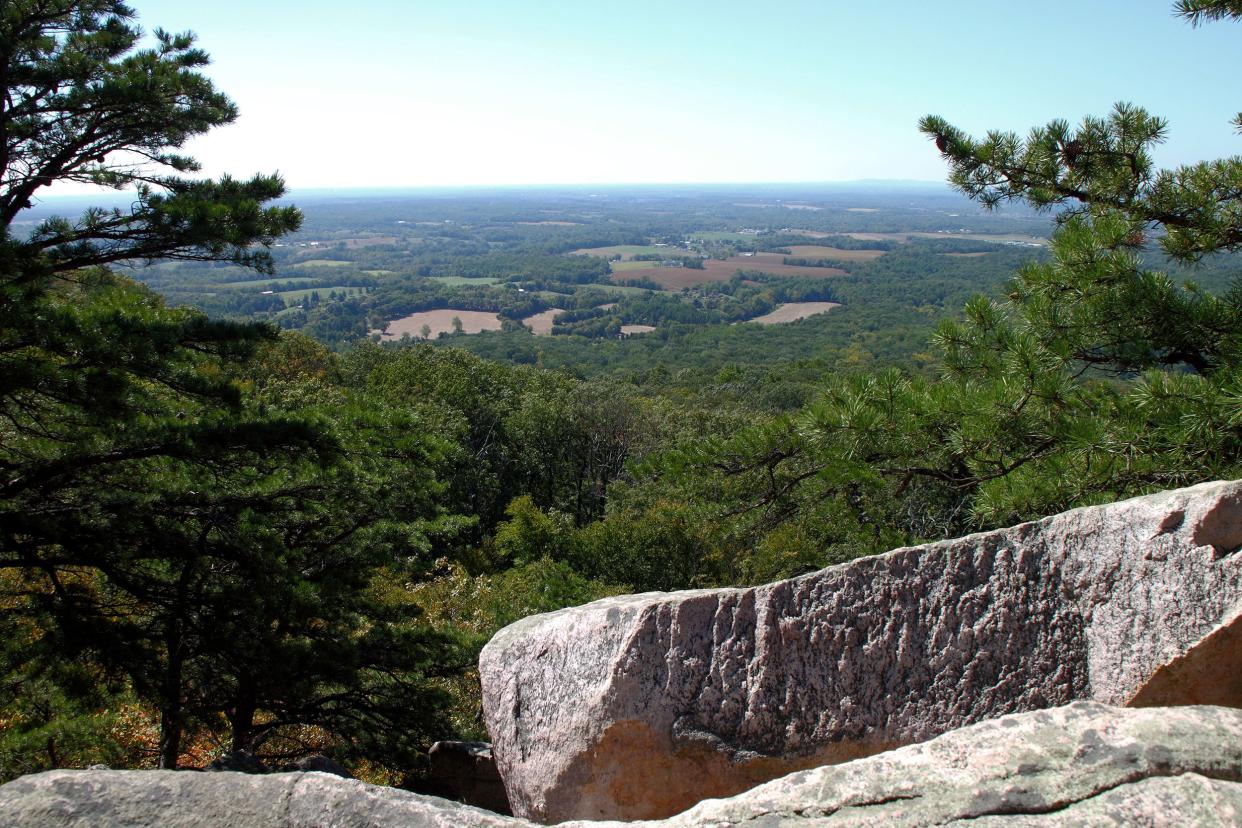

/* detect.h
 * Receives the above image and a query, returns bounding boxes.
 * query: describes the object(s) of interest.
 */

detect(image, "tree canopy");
[0,1,464,775]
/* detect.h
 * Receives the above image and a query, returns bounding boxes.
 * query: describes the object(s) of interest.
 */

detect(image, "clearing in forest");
[906,232,1047,246]
[569,245,690,260]
[292,259,353,268]
[428,275,502,286]
[785,245,886,262]
[616,257,847,289]
[372,309,503,340]
[745,302,841,324]
[339,236,399,248]
[523,308,564,336]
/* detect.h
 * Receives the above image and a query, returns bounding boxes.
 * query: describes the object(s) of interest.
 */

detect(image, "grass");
[610,259,672,272]
[292,259,355,268]
[427,276,502,286]
[616,258,847,290]
[569,245,690,260]
[906,232,1048,246]
[216,276,321,288]
[688,231,758,242]
[785,245,886,262]
[586,283,662,295]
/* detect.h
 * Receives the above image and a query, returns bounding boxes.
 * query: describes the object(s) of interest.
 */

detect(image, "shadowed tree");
[0,1,326,770]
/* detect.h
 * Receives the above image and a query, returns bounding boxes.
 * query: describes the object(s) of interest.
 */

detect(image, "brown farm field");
[745,302,841,324]
[340,236,399,248]
[522,308,564,336]
[785,245,885,262]
[615,257,847,289]
[372,309,503,341]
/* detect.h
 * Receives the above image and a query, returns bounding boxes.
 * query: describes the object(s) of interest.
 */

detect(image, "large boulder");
[4,704,1242,826]
[479,480,1242,821]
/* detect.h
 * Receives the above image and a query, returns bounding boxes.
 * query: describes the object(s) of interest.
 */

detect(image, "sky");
[66,1,1242,190]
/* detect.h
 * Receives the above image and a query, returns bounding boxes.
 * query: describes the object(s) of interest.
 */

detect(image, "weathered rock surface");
[479,480,1242,821]
[428,740,511,814]
[4,704,1242,826]
[0,768,523,828]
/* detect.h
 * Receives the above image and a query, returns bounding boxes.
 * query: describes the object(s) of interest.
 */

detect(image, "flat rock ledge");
[480,480,1242,821]
[4,704,1242,826]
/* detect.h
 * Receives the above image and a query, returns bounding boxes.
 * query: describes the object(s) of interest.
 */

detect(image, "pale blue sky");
[122,1,1241,188]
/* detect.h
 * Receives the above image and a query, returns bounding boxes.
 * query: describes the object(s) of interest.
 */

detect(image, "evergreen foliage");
[0,1,465,778]
[638,2,1242,553]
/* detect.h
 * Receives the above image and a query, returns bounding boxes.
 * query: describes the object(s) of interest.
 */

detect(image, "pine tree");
[0,1,323,770]
[646,1,1242,569]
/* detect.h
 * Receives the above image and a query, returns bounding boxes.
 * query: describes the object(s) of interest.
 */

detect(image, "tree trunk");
[230,674,257,754]
[158,635,184,769]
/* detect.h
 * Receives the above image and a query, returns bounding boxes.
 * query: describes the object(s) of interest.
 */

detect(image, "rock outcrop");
[0,768,521,828]
[479,480,1242,821]
[4,704,1242,826]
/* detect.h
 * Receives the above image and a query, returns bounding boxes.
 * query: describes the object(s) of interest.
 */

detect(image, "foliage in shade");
[0,0,469,780]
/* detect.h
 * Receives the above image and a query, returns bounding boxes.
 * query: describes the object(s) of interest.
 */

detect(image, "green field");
[292,259,354,268]
[570,245,690,260]
[216,276,321,288]
[278,286,362,301]
[428,275,502,286]
[584,283,659,296]
[610,259,673,272]
[688,231,758,242]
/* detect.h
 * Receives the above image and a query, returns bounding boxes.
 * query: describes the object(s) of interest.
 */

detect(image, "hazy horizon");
[41,1,1242,194]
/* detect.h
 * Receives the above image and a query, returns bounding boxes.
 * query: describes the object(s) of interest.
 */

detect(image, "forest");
[2,0,1242,794]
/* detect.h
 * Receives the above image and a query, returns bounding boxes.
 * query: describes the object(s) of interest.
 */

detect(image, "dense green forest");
[3,0,1241,794]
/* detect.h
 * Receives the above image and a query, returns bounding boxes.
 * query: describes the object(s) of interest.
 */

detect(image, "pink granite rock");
[479,480,1242,822]
[7,704,1242,827]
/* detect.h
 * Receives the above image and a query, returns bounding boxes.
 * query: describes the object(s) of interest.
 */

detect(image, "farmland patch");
[745,302,841,325]
[372,309,503,341]
[570,244,693,260]
[292,259,353,268]
[785,245,885,262]
[523,308,564,336]
[428,275,502,286]
[615,257,847,289]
